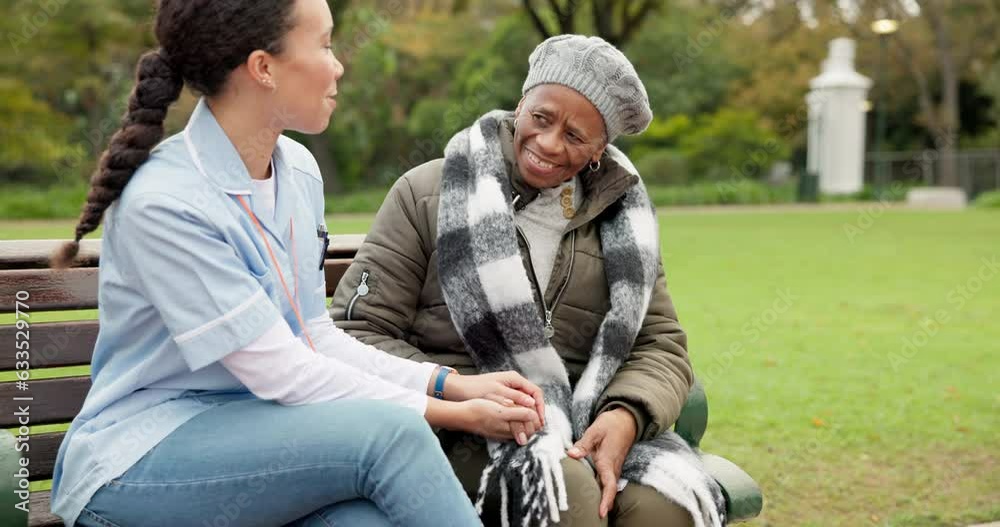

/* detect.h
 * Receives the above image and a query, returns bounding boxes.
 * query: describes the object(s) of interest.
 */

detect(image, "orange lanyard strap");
[290,220,299,305]
[236,195,316,352]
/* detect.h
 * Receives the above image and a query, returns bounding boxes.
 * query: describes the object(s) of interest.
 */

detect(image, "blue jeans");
[77,398,481,527]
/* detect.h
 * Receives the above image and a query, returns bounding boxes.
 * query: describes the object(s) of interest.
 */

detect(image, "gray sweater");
[514,175,583,293]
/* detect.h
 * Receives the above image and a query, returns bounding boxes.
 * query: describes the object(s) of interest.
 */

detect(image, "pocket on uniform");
[245,257,275,303]
[243,248,272,282]
[250,265,271,280]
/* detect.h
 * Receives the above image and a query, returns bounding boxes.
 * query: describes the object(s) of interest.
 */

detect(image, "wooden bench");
[0,238,762,526]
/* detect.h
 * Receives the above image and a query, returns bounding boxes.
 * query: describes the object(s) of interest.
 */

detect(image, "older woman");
[332,35,725,527]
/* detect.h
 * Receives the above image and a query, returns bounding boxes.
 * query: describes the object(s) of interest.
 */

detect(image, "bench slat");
[326,234,366,258]
[0,377,91,427]
[0,321,98,370]
[324,259,352,296]
[1,261,355,313]
[0,269,99,313]
[24,432,63,482]
[1,262,353,314]
[0,236,365,270]
[0,239,101,270]
[29,491,60,527]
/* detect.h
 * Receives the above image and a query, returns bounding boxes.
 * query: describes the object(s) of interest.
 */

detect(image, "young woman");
[49,1,545,526]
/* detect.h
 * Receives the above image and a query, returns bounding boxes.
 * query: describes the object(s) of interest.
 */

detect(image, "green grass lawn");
[2,209,998,526]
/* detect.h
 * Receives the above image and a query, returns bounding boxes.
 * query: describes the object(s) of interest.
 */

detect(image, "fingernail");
[524,396,535,405]
[503,398,514,406]
[568,447,581,456]
[518,432,527,445]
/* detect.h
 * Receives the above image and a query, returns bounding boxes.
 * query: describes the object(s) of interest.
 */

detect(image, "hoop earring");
[589,160,601,172]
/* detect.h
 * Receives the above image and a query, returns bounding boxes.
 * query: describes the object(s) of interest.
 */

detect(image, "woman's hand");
[444,371,546,427]
[446,371,546,445]
[456,398,542,441]
[567,408,639,518]
[425,398,542,441]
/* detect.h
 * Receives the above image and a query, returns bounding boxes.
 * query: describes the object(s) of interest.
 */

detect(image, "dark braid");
[52,0,297,268]
[50,50,181,269]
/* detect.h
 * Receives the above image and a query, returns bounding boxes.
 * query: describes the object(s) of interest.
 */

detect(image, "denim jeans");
[77,398,481,527]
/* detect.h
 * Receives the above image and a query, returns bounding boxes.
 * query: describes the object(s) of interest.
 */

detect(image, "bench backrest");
[0,236,363,486]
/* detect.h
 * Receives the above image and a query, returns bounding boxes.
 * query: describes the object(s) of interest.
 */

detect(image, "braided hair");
[52,0,297,268]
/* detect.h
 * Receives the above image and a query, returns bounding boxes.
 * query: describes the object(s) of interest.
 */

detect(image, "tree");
[0,0,152,183]
[520,0,659,48]
[878,0,998,187]
[827,0,998,187]
[305,0,514,191]
[678,108,789,182]
[625,5,747,120]
[0,79,75,184]
[724,3,844,150]
[404,13,538,172]
[718,0,1000,187]
[299,0,353,192]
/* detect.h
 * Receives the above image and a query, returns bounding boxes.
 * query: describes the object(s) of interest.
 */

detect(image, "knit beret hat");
[522,34,653,142]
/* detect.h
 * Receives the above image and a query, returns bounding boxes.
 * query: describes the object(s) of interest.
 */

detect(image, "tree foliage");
[520,0,658,47]
[2,0,997,192]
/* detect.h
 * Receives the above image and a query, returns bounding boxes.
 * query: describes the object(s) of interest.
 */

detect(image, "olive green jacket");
[331,118,693,440]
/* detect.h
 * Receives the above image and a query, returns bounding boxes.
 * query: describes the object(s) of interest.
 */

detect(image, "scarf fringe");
[476,433,568,527]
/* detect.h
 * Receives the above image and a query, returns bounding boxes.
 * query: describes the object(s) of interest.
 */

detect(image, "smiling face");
[513,84,608,189]
[268,0,344,133]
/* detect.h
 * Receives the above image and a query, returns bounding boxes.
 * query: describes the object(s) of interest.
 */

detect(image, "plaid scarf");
[436,110,726,527]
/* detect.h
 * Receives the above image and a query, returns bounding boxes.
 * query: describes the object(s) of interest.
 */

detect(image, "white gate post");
[807,38,872,195]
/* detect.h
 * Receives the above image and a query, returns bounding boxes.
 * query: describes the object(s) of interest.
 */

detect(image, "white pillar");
[807,38,872,195]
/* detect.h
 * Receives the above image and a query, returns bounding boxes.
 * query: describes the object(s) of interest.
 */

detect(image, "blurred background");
[1,1,997,526]
[3,0,1000,213]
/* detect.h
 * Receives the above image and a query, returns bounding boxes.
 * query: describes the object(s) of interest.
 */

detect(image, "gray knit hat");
[522,34,653,142]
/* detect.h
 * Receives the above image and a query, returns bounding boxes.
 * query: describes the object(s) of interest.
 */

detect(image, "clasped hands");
[440,370,638,519]
[436,370,545,445]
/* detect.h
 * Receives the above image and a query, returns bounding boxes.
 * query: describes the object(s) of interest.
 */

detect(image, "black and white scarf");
[436,110,726,527]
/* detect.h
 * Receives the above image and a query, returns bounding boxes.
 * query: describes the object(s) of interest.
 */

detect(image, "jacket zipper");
[515,225,576,339]
[346,270,370,320]
[550,231,576,326]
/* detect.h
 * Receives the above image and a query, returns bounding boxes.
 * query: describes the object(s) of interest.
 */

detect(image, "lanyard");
[236,195,316,352]
[182,126,316,351]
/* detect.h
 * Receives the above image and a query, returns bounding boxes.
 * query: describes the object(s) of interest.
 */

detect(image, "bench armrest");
[673,379,708,448]
[671,380,764,522]
[0,430,28,526]
[701,453,764,522]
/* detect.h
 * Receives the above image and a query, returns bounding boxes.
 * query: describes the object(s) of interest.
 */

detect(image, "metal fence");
[865,149,1000,199]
